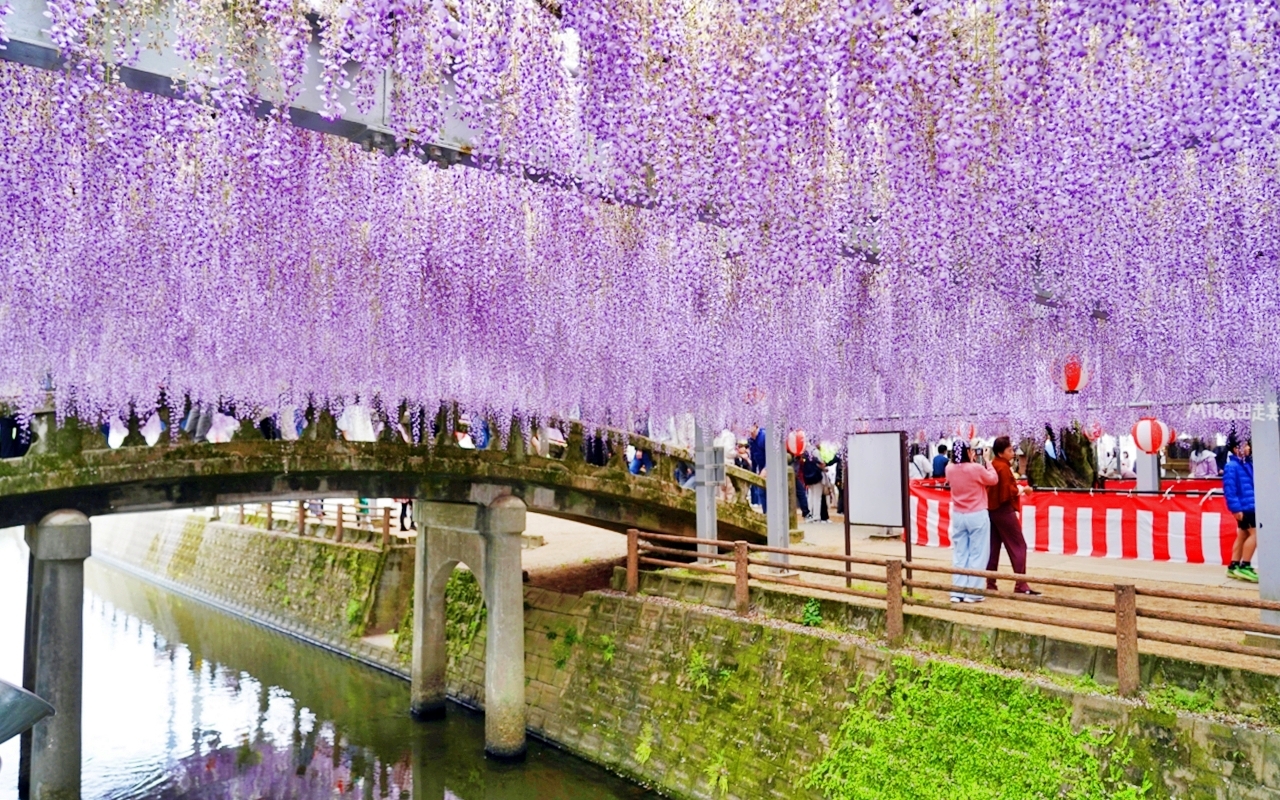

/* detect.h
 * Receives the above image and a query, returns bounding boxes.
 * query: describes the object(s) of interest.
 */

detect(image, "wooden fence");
[625,529,1280,696]
[226,500,409,549]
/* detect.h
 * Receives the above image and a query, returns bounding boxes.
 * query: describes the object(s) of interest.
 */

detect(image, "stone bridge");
[0,413,767,542]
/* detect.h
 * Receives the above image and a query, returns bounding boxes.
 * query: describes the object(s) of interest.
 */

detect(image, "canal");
[0,526,657,799]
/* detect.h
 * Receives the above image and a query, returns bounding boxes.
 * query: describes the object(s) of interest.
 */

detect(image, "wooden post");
[266,503,273,531]
[1115,584,1140,697]
[885,560,904,645]
[626,529,639,595]
[381,506,392,549]
[334,504,344,543]
[733,541,750,616]
[298,500,306,536]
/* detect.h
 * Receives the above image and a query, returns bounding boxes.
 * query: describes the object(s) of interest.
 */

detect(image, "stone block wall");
[94,512,385,638]
[622,567,1280,725]
[493,592,1280,800]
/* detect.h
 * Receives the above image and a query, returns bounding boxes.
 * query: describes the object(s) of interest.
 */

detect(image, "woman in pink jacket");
[945,441,998,602]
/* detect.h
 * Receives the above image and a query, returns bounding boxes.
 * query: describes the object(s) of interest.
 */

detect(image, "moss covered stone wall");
[94,512,384,638]
[489,592,1280,800]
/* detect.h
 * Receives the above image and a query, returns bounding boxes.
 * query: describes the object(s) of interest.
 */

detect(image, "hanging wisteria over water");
[1,0,1279,437]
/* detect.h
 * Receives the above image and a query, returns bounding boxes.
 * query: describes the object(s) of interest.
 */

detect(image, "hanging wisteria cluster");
[2,0,1280,439]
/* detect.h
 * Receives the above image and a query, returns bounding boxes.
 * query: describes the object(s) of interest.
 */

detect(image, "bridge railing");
[6,406,767,520]
[625,529,1280,696]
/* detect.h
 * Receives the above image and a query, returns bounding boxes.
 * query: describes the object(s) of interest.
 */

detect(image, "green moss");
[805,659,1151,800]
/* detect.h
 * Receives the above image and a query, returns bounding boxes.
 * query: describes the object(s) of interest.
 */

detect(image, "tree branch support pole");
[1136,453,1161,493]
[1256,386,1280,633]
[694,424,721,561]
[765,417,792,573]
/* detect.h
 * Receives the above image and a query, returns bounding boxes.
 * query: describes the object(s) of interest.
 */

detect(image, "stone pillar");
[19,550,43,797]
[1256,387,1280,628]
[23,509,92,800]
[409,502,481,720]
[409,495,526,760]
[765,419,791,570]
[1135,452,1160,492]
[480,495,527,760]
[693,425,720,560]
[408,549,449,721]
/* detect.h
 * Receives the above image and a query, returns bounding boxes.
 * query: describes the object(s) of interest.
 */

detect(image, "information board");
[845,431,909,528]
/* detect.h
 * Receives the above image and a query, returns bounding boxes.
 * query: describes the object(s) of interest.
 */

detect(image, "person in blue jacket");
[748,425,767,512]
[1223,434,1258,583]
[932,444,950,478]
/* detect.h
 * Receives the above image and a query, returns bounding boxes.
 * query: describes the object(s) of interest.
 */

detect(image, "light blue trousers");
[951,510,992,601]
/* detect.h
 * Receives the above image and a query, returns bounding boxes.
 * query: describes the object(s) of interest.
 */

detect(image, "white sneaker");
[950,596,963,603]
[963,596,984,603]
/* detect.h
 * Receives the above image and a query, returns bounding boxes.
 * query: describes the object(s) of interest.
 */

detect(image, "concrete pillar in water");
[409,495,527,759]
[22,509,91,800]
[1255,387,1280,630]
[1135,452,1161,493]
[409,501,466,721]
[480,495,527,760]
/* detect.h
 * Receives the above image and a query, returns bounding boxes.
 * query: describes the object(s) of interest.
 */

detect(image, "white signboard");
[845,431,908,527]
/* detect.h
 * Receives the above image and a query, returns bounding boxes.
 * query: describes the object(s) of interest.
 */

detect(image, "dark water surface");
[0,526,656,800]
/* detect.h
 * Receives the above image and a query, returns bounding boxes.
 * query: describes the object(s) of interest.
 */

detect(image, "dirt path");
[520,514,627,595]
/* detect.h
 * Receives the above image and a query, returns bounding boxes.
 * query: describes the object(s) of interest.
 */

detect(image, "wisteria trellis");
[1,0,1279,439]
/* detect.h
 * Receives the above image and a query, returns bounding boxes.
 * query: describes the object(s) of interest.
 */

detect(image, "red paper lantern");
[1057,355,1090,394]
[1083,421,1104,442]
[786,430,806,456]
[954,422,977,441]
[1131,417,1172,454]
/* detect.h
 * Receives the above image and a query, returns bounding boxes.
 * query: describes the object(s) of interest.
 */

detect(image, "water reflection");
[0,527,653,800]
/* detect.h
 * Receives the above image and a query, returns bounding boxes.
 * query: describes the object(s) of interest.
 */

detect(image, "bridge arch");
[0,417,767,541]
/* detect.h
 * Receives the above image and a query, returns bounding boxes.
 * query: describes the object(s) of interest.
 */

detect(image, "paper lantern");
[1057,355,1090,394]
[954,423,977,441]
[1083,421,1104,442]
[786,430,806,456]
[1131,417,1172,455]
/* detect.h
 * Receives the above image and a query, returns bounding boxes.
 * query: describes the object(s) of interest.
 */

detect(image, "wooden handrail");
[624,528,1280,690]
